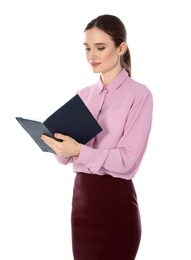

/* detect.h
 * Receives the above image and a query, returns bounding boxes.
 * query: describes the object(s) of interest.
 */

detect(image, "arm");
[42,91,153,178]
[74,92,153,176]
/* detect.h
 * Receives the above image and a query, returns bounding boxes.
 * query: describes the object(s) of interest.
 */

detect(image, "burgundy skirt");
[71,172,141,260]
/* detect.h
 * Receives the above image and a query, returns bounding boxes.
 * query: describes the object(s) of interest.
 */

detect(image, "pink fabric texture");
[55,69,153,180]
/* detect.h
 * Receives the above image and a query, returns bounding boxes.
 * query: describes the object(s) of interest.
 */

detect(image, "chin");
[91,67,101,73]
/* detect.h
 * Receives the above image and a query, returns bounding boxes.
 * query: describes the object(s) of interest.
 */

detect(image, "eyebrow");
[83,43,107,46]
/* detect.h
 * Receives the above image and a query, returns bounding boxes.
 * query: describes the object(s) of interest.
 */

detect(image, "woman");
[41,14,153,260]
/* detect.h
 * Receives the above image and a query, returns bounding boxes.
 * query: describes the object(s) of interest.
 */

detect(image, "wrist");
[75,143,81,157]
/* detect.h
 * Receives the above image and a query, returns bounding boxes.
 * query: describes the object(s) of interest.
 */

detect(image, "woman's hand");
[41,133,81,158]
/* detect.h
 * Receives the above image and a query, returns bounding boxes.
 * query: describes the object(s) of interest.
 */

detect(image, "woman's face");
[84,27,123,76]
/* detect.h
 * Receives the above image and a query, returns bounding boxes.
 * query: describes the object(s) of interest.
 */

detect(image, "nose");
[88,49,97,60]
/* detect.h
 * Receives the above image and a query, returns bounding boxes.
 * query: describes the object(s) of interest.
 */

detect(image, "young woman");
[41,14,153,260]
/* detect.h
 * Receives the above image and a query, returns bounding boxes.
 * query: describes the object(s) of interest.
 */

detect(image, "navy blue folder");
[16,94,102,153]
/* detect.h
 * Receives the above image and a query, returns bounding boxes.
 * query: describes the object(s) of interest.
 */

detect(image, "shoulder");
[118,76,153,105]
[126,77,151,95]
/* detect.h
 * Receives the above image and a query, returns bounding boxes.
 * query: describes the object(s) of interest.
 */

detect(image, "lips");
[90,62,101,67]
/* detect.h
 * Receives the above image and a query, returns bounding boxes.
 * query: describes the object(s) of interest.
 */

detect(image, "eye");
[85,47,91,51]
[97,47,105,51]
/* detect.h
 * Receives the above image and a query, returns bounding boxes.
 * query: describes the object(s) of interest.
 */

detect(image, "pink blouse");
[55,69,153,180]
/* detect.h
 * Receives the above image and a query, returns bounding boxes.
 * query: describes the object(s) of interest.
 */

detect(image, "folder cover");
[16,94,102,153]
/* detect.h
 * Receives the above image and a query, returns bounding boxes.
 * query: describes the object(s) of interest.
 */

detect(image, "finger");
[54,133,68,141]
[41,136,58,151]
[41,135,56,148]
[41,134,53,143]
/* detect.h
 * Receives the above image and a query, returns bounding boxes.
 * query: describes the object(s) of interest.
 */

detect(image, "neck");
[101,68,122,86]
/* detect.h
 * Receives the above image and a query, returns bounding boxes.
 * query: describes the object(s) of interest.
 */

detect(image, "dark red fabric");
[71,173,141,260]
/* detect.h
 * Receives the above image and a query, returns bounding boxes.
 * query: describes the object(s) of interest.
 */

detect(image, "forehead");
[84,27,113,45]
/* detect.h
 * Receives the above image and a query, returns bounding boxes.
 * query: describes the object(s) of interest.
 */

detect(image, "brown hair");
[84,14,131,77]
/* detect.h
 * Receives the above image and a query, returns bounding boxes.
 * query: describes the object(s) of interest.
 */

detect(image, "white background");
[0,0,191,259]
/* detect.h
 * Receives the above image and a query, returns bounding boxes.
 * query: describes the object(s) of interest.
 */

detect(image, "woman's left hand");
[41,133,81,158]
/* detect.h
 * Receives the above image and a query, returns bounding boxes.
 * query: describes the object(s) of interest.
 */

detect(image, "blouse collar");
[98,69,129,95]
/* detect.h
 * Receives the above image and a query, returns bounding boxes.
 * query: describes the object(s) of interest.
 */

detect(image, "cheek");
[104,50,118,62]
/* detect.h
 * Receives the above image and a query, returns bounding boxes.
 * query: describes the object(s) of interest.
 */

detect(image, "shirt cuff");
[75,144,93,165]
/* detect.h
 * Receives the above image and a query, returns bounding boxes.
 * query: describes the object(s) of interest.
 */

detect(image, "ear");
[118,42,127,56]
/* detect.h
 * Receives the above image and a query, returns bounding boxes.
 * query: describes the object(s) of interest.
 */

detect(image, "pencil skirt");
[71,172,141,260]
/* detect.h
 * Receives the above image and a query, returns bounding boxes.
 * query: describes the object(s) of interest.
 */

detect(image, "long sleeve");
[74,89,152,179]
[55,69,153,180]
